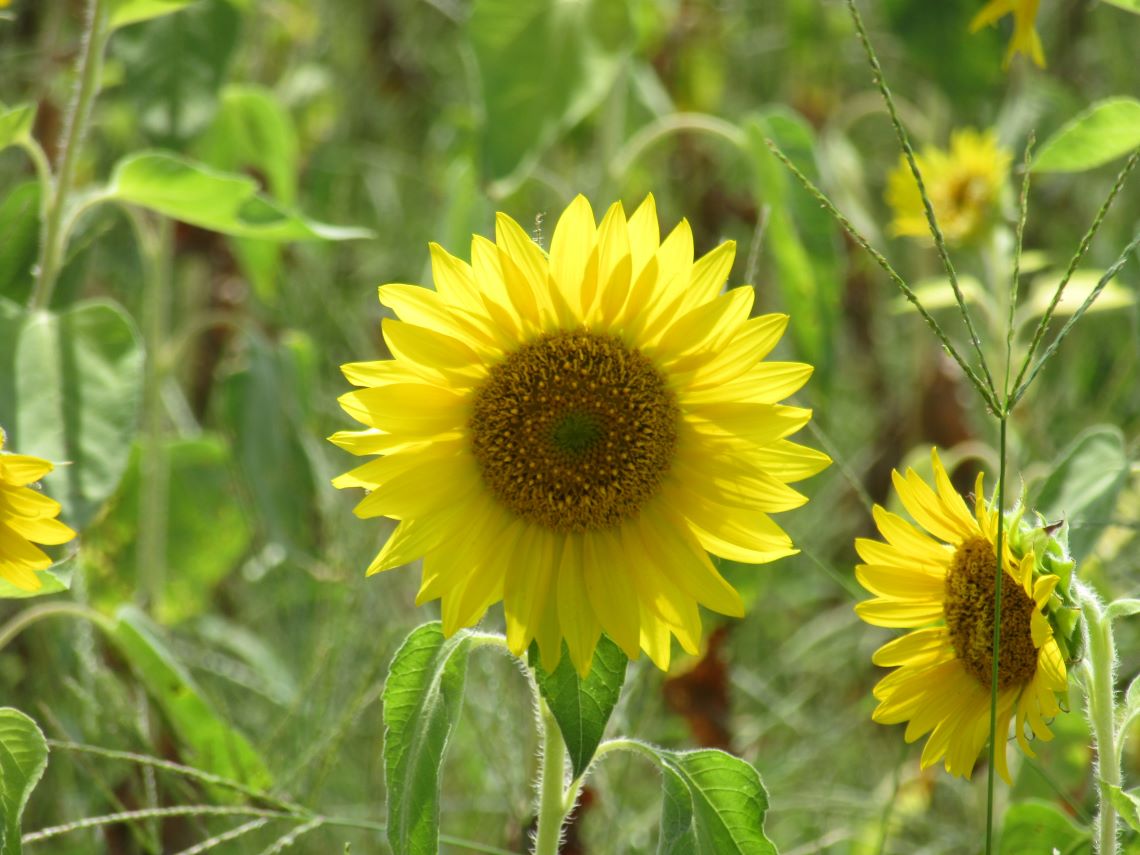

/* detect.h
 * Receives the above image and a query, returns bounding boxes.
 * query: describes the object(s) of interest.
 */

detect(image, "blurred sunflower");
[854,449,1068,781]
[885,129,1011,244]
[0,430,76,590]
[331,195,829,674]
[970,0,1045,68]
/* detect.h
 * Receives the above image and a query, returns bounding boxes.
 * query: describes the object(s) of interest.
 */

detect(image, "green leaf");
[105,152,372,241]
[0,103,36,152]
[0,183,41,304]
[1032,98,1140,173]
[108,0,197,30]
[655,748,777,854]
[743,109,841,379]
[1100,0,1140,11]
[107,605,273,790]
[110,0,240,143]
[0,709,49,855]
[1018,269,1135,327]
[469,0,629,185]
[383,622,473,855]
[216,332,318,558]
[1106,599,1140,621]
[4,301,144,530]
[529,636,626,779]
[1034,426,1129,564]
[83,437,251,622]
[1111,786,1140,832]
[999,800,1089,853]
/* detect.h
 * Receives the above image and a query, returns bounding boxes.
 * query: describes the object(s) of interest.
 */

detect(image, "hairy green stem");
[984,415,1008,855]
[30,0,109,309]
[533,698,569,855]
[1079,586,1120,854]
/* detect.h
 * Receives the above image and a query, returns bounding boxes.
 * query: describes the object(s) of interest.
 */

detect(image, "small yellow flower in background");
[885,129,1012,244]
[331,195,829,674]
[0,429,76,590]
[854,449,1068,781]
[971,0,1046,68]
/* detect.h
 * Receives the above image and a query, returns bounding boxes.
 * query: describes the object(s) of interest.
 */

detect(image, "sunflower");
[970,0,1045,68]
[0,429,76,590]
[331,195,829,673]
[854,449,1068,781]
[885,129,1011,245]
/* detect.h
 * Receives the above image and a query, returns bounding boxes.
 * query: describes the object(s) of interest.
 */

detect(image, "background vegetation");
[1,0,1138,851]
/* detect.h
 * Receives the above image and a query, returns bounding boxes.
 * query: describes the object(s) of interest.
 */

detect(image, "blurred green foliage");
[1,0,1138,851]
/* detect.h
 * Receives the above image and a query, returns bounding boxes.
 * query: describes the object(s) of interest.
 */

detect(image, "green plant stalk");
[1079,587,1120,854]
[30,0,109,310]
[984,415,1008,855]
[533,698,569,855]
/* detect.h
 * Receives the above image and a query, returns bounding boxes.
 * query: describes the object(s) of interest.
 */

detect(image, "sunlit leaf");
[0,709,49,855]
[0,562,72,601]
[5,301,144,530]
[108,0,197,31]
[383,622,473,855]
[530,636,626,779]
[108,606,273,789]
[105,152,372,241]
[999,800,1089,853]
[0,103,35,152]
[1017,269,1135,327]
[1099,0,1140,11]
[654,748,776,854]
[1032,98,1140,173]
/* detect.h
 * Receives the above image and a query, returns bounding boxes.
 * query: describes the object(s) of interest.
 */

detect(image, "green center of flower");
[469,329,679,533]
[943,536,1038,690]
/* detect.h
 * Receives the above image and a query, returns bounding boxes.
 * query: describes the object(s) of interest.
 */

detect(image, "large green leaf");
[1034,426,1129,564]
[0,709,49,855]
[1032,98,1140,173]
[0,183,41,304]
[110,0,240,143]
[1100,0,1140,11]
[530,636,626,780]
[655,749,776,854]
[104,152,371,241]
[469,0,629,185]
[999,800,1088,853]
[83,437,251,622]
[6,301,144,530]
[107,606,273,789]
[383,622,473,855]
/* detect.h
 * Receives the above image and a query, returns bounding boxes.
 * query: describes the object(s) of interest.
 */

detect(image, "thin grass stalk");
[844,0,997,400]
[1006,136,1034,398]
[1011,148,1139,396]
[985,416,1008,855]
[764,141,1001,412]
[1010,230,1140,407]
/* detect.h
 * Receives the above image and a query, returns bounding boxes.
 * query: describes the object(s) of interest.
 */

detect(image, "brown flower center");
[943,536,1038,690]
[469,330,679,533]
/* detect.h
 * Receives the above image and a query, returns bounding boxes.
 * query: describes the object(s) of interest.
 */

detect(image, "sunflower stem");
[30,0,109,310]
[1077,584,1121,855]
[533,697,569,855]
[984,414,1007,855]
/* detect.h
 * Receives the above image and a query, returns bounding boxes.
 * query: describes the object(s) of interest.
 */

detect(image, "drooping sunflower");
[854,449,1068,781]
[970,0,1045,68]
[331,195,829,673]
[885,129,1011,245]
[0,429,76,590]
